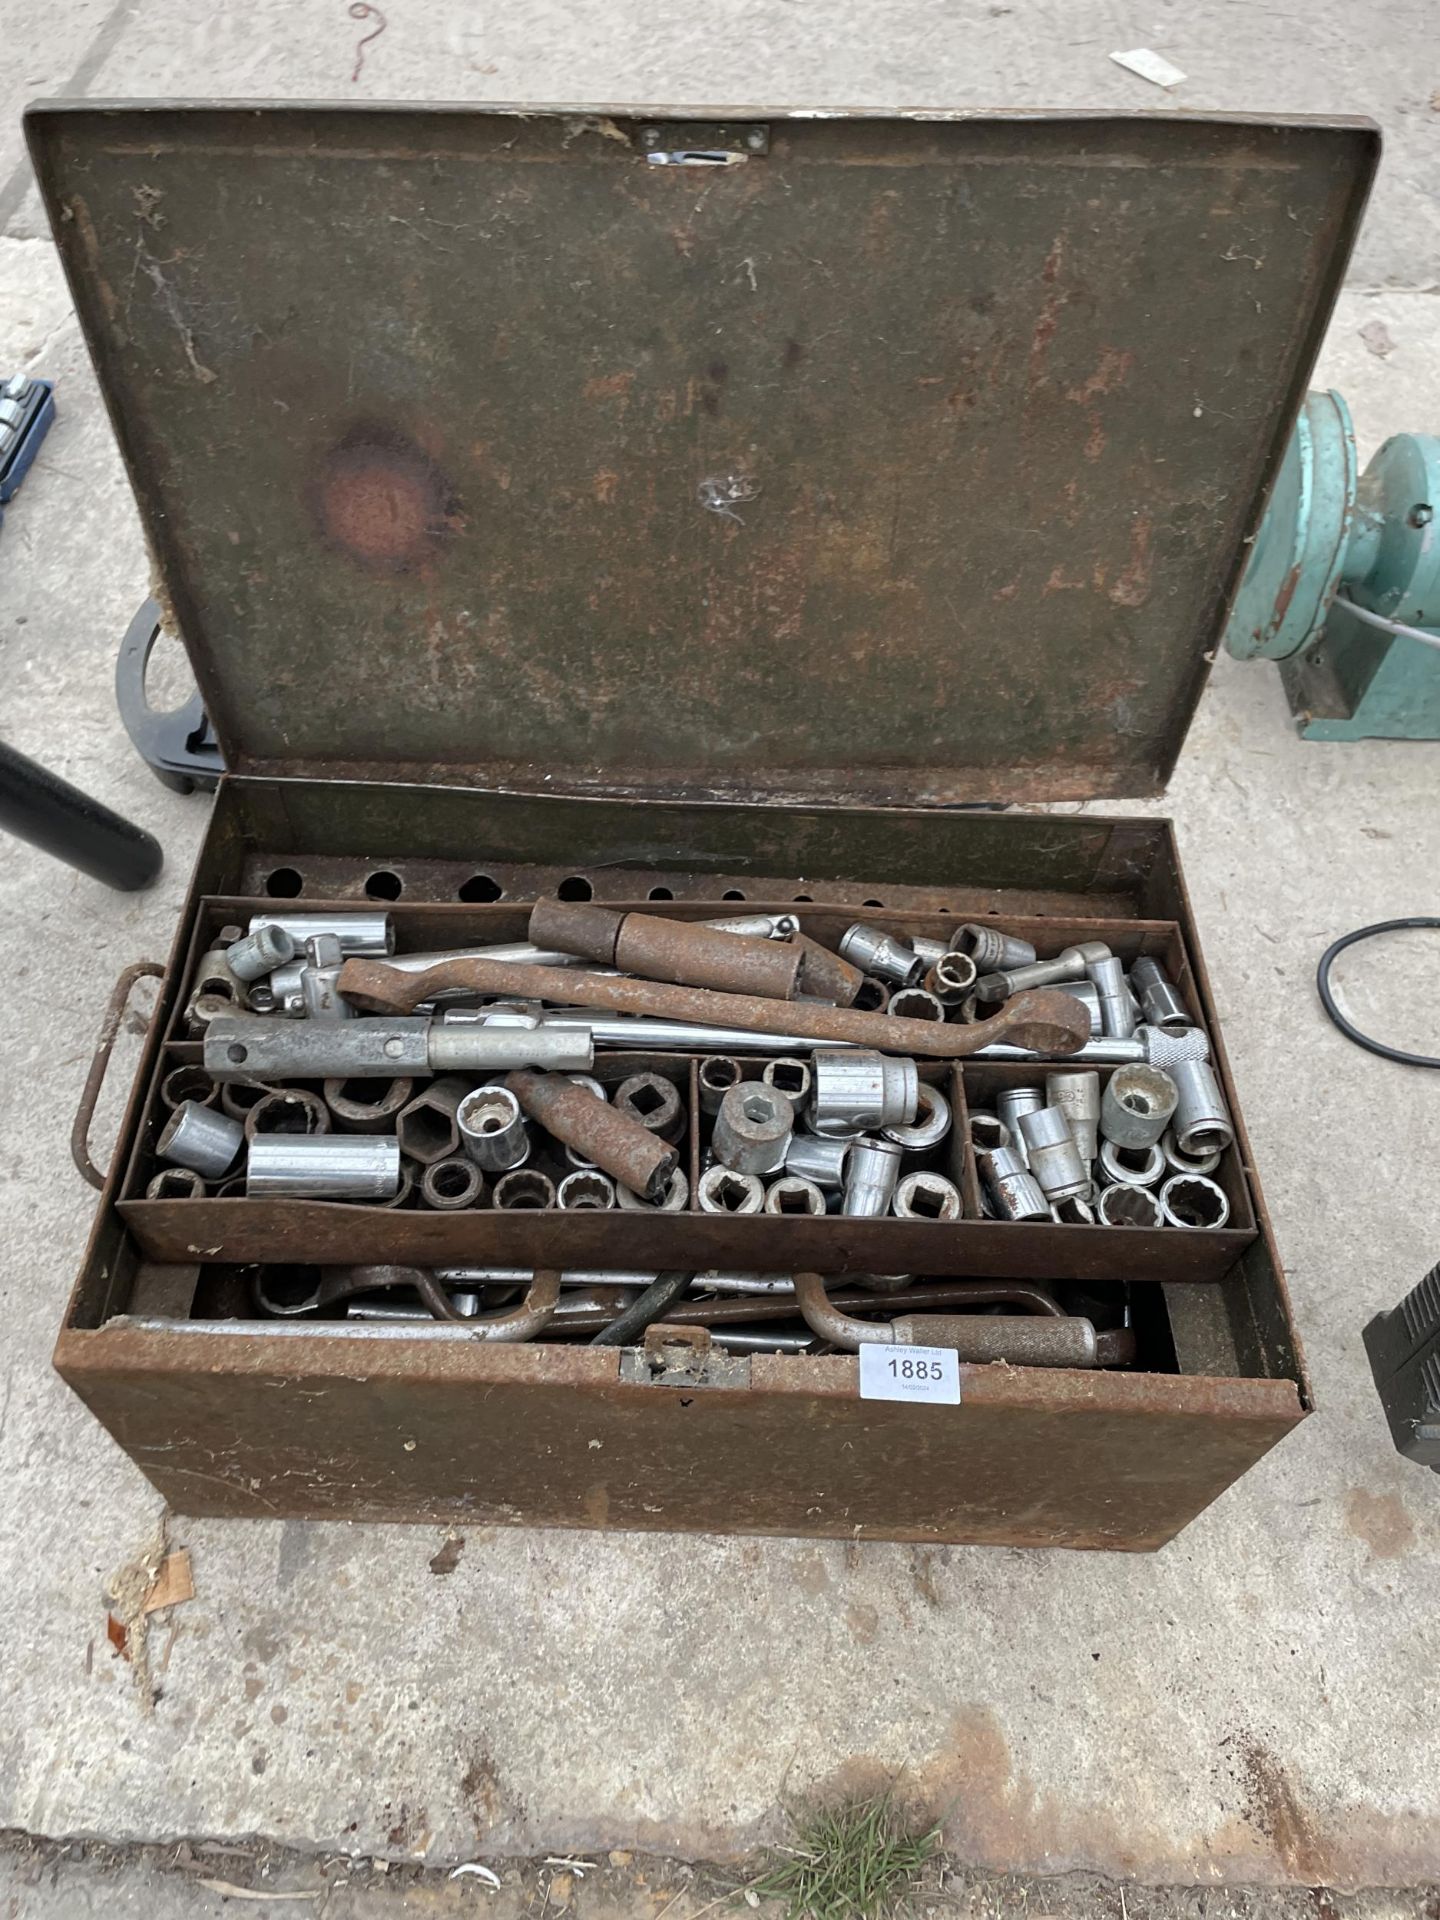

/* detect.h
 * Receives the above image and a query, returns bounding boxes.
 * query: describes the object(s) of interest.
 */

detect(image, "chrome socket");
[1160,1127,1220,1177]
[298,933,355,1023]
[951,924,1037,971]
[784,1132,851,1190]
[697,1166,765,1214]
[1170,1059,1234,1158]
[995,1086,1045,1167]
[558,1169,617,1210]
[146,1167,206,1200]
[616,1167,690,1212]
[1061,979,1103,1036]
[1101,1063,1178,1149]
[1159,1172,1230,1229]
[893,1171,962,1221]
[493,1168,557,1211]
[712,1083,793,1176]
[887,987,946,1024]
[810,1050,918,1136]
[457,1086,530,1172]
[698,1055,743,1115]
[924,951,977,1004]
[837,923,924,987]
[420,1157,487,1210]
[974,941,1111,1002]
[761,1057,813,1112]
[968,1111,1010,1155]
[224,923,296,982]
[1131,956,1191,1033]
[1051,1195,1095,1225]
[842,1136,903,1217]
[908,936,946,966]
[883,1083,951,1152]
[1017,1106,1091,1203]
[1088,954,1138,1040]
[1046,1069,1101,1166]
[1096,1183,1164,1228]
[764,1175,827,1216]
[1098,1138,1166,1188]
[978,1145,1049,1221]
[1137,1024,1211,1070]
[247,1136,401,1200]
[156,1100,244,1178]
[248,911,394,955]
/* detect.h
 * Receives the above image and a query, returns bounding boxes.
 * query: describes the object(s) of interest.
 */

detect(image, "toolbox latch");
[636,122,769,166]
[620,1323,752,1389]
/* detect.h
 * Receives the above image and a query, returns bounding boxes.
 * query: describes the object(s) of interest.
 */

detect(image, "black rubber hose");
[1316,917,1440,1068]
[589,1271,695,1347]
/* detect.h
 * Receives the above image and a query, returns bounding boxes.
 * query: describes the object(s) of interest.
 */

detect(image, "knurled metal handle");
[71,960,165,1190]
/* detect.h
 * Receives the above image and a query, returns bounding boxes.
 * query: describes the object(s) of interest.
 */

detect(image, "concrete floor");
[3,0,1440,1893]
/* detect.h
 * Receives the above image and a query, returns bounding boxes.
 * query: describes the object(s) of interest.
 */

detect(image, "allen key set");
[37,99,1362,1542]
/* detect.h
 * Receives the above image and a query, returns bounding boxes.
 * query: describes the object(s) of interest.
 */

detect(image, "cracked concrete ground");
[2,0,1440,1897]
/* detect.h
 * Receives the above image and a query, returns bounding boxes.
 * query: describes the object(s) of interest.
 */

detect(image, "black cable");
[1316,917,1440,1068]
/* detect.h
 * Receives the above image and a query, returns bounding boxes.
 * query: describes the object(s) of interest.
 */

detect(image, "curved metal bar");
[792,1273,1096,1366]
[72,959,165,1189]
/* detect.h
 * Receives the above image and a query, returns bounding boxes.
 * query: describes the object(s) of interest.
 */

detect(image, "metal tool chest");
[30,99,1378,1548]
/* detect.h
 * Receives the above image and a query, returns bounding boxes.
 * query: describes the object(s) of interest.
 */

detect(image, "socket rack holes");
[959,1059,1257,1236]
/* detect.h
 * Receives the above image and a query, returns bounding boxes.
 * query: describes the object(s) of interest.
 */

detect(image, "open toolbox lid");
[28,101,1376,806]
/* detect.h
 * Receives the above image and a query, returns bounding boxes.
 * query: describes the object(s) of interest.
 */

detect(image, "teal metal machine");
[1224,391,1440,740]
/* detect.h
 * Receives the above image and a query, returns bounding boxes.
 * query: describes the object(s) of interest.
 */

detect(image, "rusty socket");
[395,1075,472,1165]
[160,1065,219,1111]
[613,1071,686,1143]
[698,1056,742,1115]
[493,1168,558,1211]
[613,912,804,999]
[244,1087,331,1142]
[420,1157,487,1211]
[506,1069,677,1200]
[792,934,865,1006]
[324,1076,416,1133]
[529,899,626,965]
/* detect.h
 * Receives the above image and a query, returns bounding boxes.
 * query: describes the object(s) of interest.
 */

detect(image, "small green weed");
[746,1794,941,1920]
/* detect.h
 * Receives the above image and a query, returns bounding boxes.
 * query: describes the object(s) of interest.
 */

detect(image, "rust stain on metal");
[311,422,462,574]
[793,933,865,1006]
[612,910,804,999]
[506,1069,677,1199]
[338,956,1092,1058]
[530,899,624,964]
[1110,511,1154,608]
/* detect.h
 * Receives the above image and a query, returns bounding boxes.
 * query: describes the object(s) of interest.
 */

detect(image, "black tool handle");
[0,740,162,890]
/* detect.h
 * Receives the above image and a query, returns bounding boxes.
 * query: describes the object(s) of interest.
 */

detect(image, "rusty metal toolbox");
[29,101,1378,1549]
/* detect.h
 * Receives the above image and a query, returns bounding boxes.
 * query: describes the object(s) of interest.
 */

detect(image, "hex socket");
[1170,1059,1234,1158]
[1097,1183,1164,1228]
[558,1170,617,1210]
[697,1166,765,1214]
[925,952,977,1004]
[456,1086,530,1172]
[851,977,891,1013]
[1101,1064,1179,1149]
[764,1176,827,1216]
[1159,1172,1230,1229]
[613,1071,685,1142]
[224,923,297,982]
[1161,1127,1220,1176]
[883,1083,952,1152]
[160,1065,219,1111]
[324,1076,415,1133]
[952,924,1037,971]
[1046,1069,1101,1165]
[893,1171,962,1221]
[249,911,394,955]
[699,1056,743,1114]
[784,1132,850,1190]
[761,1057,813,1112]
[888,987,946,1023]
[837,923,923,987]
[506,1069,677,1200]
[842,1136,903,1217]
[1131,956,1191,1033]
[1017,1106,1091,1203]
[1098,1138,1166,1188]
[616,1168,690,1212]
[146,1167,206,1199]
[247,1136,401,1199]
[978,1145,1049,1221]
[792,935,865,1006]
[420,1157,487,1210]
[156,1100,244,1178]
[1088,954,1138,1040]
[493,1168,557,1211]
[712,1083,794,1176]
[995,1086,1045,1168]
[811,1050,918,1137]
